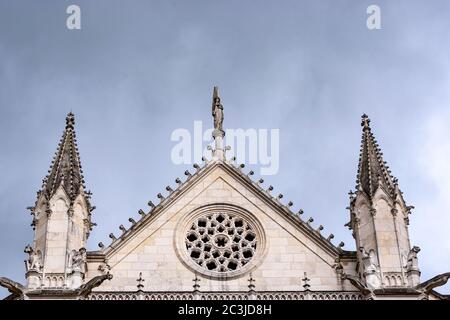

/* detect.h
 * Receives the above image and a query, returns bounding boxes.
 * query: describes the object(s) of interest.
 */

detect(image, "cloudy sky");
[1,0,449,297]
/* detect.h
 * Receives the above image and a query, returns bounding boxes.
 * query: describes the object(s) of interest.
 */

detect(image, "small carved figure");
[333,257,344,275]
[68,247,87,273]
[401,252,408,269]
[98,260,111,275]
[24,245,42,272]
[359,247,381,289]
[406,246,420,271]
[359,247,378,273]
[212,88,224,132]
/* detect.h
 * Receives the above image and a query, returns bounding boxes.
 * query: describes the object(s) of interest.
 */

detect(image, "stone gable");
[87,164,357,292]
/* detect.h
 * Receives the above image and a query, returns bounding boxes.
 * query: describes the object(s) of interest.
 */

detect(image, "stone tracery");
[185,212,257,273]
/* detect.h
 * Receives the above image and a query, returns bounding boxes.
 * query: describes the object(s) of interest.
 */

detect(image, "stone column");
[406,269,421,287]
[25,270,41,289]
[212,130,225,161]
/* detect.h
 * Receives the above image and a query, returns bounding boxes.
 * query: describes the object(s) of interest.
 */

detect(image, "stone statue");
[212,87,224,132]
[24,245,42,272]
[359,247,378,273]
[68,248,87,273]
[359,247,381,289]
[332,257,344,276]
[406,246,420,271]
[98,260,111,275]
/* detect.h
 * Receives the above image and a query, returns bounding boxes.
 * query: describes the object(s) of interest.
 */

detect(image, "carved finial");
[302,272,311,291]
[119,225,126,234]
[136,272,145,291]
[361,114,371,131]
[298,209,304,215]
[24,244,32,254]
[138,209,146,217]
[30,218,37,230]
[248,273,256,292]
[307,217,314,225]
[147,201,155,209]
[184,170,192,177]
[287,201,293,207]
[66,112,75,130]
[327,234,334,241]
[348,190,355,200]
[157,193,165,201]
[175,178,182,186]
[98,242,104,249]
[109,233,117,241]
[193,163,200,171]
[193,274,201,292]
[267,185,274,192]
[166,186,174,193]
[128,218,136,225]
[258,178,264,184]
[393,177,399,186]
[338,242,345,249]
[317,225,324,232]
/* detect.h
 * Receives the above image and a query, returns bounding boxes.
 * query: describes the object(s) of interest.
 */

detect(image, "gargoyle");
[341,273,373,296]
[416,272,450,294]
[0,277,26,299]
[77,273,113,298]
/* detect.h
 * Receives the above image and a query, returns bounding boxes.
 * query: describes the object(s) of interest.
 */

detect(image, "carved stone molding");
[87,291,363,301]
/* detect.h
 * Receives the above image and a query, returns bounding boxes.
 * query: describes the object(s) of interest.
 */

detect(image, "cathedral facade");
[1,88,449,300]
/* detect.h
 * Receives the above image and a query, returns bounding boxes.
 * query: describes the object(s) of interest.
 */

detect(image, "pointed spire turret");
[349,115,417,289]
[40,112,90,206]
[355,114,396,200]
[26,112,94,285]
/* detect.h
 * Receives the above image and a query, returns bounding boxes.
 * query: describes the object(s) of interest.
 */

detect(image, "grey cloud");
[1,0,449,296]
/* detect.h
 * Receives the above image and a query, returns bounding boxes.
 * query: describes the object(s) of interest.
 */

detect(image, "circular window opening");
[184,211,259,275]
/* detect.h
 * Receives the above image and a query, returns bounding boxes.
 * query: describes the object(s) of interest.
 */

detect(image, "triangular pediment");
[89,161,356,292]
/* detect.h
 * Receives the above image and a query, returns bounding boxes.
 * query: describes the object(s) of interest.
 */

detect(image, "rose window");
[185,212,258,273]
